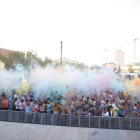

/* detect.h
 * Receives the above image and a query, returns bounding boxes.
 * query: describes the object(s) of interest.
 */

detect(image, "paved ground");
[0,121,140,140]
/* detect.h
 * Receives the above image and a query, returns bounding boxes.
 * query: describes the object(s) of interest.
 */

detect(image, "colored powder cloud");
[0,63,140,98]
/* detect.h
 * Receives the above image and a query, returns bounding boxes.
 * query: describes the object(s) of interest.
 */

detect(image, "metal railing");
[0,110,140,130]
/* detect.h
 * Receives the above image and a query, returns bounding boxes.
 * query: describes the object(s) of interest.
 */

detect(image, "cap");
[110,100,113,102]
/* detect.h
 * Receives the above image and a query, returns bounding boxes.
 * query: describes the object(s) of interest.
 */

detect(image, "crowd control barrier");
[0,110,140,131]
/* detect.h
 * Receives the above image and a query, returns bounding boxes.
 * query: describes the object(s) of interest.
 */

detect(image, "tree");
[42,57,52,67]
[128,63,134,73]
[24,50,35,69]
[0,51,25,70]
[138,67,140,72]
[118,64,121,73]
[8,51,25,69]
[0,52,5,62]
[75,62,88,69]
[0,50,89,70]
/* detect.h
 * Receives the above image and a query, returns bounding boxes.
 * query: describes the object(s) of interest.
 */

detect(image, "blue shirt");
[120,109,125,116]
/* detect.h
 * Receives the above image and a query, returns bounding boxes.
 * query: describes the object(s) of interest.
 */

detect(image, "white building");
[114,49,125,67]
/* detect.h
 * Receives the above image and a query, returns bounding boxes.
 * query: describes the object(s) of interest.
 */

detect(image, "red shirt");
[2,99,9,108]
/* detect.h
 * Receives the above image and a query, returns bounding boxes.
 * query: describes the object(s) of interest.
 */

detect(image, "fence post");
[56,114,58,125]
[109,117,110,129]
[1,110,3,120]
[9,111,12,121]
[99,117,100,128]
[25,112,27,122]
[16,111,19,122]
[70,115,71,126]
[119,118,120,129]
[52,115,54,125]
[130,118,131,130]
[79,116,80,127]
[33,113,35,124]
[65,115,66,126]
[41,113,43,124]
[89,116,90,128]
[138,119,140,130]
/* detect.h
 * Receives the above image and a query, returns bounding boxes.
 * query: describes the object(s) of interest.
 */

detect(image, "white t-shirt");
[102,100,105,104]
[14,94,18,99]
[35,104,38,109]
[18,102,22,110]
[109,103,116,117]
[68,110,71,114]
[134,106,138,113]
[15,101,20,109]
[93,101,96,106]
[109,103,116,110]
[105,111,112,117]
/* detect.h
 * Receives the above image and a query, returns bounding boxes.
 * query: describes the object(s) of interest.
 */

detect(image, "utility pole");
[134,38,138,65]
[61,41,62,65]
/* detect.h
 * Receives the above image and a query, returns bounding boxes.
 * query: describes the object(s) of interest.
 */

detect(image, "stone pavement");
[0,121,140,140]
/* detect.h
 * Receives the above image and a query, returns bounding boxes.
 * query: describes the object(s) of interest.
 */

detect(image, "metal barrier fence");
[0,110,140,130]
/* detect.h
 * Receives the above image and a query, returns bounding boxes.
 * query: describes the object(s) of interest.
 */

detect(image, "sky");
[0,0,140,66]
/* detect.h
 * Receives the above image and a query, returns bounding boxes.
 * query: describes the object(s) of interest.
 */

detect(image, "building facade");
[0,48,12,57]
[114,49,124,67]
[0,48,13,70]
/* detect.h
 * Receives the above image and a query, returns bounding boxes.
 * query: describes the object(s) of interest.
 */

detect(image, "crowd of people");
[0,90,140,118]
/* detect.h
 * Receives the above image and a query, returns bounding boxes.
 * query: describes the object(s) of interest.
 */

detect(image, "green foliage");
[118,64,121,73]
[0,52,5,62]
[62,61,88,69]
[0,50,88,70]
[128,63,134,73]
[0,51,25,70]
[138,67,140,72]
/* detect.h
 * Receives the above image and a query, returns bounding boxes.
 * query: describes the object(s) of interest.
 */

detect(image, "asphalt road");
[0,121,140,140]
